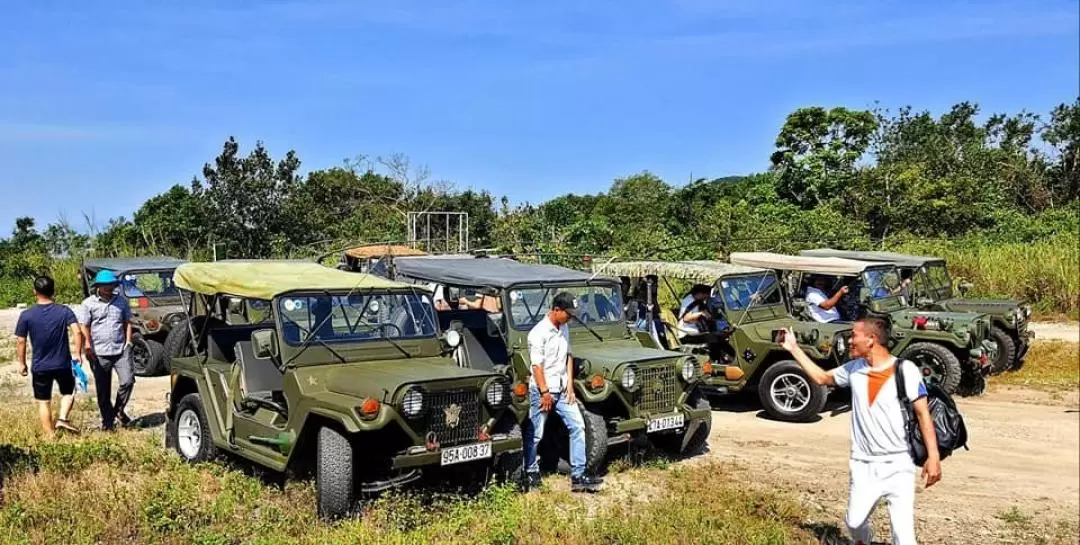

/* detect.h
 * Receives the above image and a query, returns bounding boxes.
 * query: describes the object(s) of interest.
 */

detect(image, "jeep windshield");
[121,271,180,298]
[507,285,623,330]
[716,273,782,310]
[920,262,952,298]
[277,291,437,346]
[861,267,903,305]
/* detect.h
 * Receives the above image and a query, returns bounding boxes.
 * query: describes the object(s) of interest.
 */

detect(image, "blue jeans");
[523,384,588,478]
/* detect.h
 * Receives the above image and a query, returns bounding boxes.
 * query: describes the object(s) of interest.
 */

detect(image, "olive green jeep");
[800,248,1033,373]
[729,252,996,396]
[386,256,713,474]
[80,257,188,376]
[163,261,525,519]
[596,260,853,423]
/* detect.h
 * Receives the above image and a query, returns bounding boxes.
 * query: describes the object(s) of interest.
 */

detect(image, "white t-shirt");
[527,316,571,393]
[833,358,928,462]
[806,287,841,323]
[677,295,702,336]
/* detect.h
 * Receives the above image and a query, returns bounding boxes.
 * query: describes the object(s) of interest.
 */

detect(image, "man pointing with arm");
[779,317,941,545]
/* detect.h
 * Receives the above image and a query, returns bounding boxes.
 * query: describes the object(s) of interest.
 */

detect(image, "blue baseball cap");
[92,270,120,286]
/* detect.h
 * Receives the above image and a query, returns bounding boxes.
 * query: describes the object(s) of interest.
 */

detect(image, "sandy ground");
[1,308,1078,543]
[1031,322,1080,344]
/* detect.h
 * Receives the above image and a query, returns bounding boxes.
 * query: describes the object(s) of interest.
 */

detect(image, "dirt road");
[699,389,1079,544]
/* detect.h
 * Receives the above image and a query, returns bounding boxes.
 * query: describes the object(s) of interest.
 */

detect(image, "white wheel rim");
[770,373,811,413]
[177,409,202,459]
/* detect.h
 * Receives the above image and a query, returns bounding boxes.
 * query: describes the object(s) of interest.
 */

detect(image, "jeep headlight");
[681,358,698,382]
[401,387,424,418]
[485,379,510,409]
[1022,304,1032,318]
[620,365,637,390]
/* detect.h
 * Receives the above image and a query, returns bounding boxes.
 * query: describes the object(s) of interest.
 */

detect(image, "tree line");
[1,99,1076,297]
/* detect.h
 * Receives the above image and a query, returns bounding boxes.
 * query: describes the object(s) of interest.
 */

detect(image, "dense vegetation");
[1,99,1076,315]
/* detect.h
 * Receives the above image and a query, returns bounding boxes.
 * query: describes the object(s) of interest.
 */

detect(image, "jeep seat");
[235,341,287,415]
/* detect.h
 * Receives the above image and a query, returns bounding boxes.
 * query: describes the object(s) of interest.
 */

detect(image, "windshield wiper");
[571,313,605,342]
[282,313,348,366]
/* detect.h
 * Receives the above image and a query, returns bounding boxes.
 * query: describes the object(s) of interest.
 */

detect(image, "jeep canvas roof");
[343,244,428,259]
[594,260,767,283]
[728,252,892,277]
[799,248,942,268]
[174,261,415,300]
[393,256,610,288]
[83,257,188,273]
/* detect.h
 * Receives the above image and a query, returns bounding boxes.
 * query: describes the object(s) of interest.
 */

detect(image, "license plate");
[647,413,685,433]
[440,442,492,466]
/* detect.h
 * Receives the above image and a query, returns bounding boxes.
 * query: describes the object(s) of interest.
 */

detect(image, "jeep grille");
[634,364,678,414]
[426,388,481,447]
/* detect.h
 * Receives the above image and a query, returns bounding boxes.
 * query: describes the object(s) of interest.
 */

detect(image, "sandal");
[55,419,81,434]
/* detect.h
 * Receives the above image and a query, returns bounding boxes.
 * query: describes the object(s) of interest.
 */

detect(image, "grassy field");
[0,398,817,545]
[892,235,1079,320]
[993,341,1080,391]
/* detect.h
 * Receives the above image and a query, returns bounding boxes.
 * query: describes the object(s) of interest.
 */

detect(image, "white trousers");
[846,458,917,545]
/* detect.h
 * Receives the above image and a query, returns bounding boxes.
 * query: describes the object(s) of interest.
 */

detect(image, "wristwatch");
[540,388,550,395]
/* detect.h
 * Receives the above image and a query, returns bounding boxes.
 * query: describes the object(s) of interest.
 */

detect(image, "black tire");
[957,367,987,397]
[757,361,829,423]
[537,400,609,476]
[492,424,525,487]
[163,316,219,370]
[900,342,962,395]
[987,326,1017,375]
[653,391,712,457]
[316,426,354,520]
[169,393,218,463]
[131,335,167,376]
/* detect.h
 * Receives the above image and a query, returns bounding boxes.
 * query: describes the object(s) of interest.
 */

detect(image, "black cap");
[552,292,578,313]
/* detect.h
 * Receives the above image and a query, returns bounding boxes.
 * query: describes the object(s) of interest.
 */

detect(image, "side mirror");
[958,282,973,296]
[251,329,278,359]
[486,314,506,338]
[228,297,245,314]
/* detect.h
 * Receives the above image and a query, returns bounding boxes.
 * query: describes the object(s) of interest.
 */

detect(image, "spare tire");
[163,316,221,369]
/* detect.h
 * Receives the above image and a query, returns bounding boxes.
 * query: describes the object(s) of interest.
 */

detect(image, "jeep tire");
[169,393,218,463]
[899,342,962,395]
[758,360,828,423]
[317,426,354,520]
[653,391,712,457]
[537,400,609,476]
[131,334,166,376]
[987,326,1017,375]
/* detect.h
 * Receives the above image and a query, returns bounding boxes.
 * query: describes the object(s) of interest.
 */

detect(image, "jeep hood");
[892,309,987,326]
[938,298,1022,314]
[571,341,682,367]
[322,357,495,399]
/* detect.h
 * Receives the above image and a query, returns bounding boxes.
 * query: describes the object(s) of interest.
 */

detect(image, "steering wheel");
[373,322,403,337]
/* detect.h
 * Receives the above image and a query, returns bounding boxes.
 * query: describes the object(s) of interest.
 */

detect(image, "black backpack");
[895,360,969,466]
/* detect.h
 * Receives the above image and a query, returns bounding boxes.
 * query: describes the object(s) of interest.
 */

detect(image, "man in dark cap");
[522,292,602,493]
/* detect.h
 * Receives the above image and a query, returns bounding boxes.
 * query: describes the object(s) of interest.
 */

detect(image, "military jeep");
[80,257,188,376]
[729,252,995,396]
[800,248,1033,373]
[386,256,713,474]
[596,260,853,423]
[164,261,525,519]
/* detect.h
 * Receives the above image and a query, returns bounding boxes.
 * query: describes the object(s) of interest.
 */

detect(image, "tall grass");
[892,234,1079,319]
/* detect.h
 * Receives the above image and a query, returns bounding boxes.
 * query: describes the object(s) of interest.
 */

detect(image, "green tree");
[770,107,877,209]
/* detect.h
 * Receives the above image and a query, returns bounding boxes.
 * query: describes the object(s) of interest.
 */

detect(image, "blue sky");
[1,0,1077,231]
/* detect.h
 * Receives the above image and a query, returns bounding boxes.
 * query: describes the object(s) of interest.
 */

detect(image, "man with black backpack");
[779,317,943,545]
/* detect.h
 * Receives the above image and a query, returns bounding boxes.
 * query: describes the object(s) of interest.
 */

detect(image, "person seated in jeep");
[633,276,670,349]
[678,284,727,341]
[458,288,501,313]
[806,275,848,323]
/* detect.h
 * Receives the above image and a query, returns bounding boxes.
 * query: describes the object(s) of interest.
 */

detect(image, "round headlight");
[835,335,847,354]
[486,380,509,408]
[445,329,462,348]
[620,366,637,389]
[402,388,424,418]
[681,359,697,382]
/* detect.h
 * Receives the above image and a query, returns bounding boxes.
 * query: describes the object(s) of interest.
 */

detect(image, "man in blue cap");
[78,270,135,430]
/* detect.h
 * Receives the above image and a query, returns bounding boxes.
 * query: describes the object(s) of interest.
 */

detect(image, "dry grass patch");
[994,341,1079,392]
[0,401,821,545]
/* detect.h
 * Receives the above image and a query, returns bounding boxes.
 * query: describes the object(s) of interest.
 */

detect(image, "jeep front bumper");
[609,402,712,436]
[390,435,521,470]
